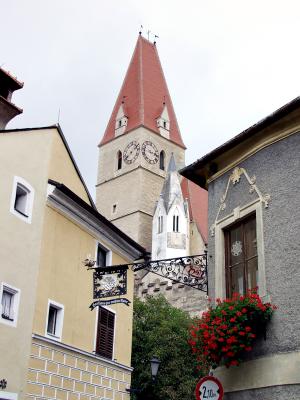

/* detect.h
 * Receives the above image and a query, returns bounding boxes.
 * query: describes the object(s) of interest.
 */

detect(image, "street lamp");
[126,356,161,394]
[150,356,161,381]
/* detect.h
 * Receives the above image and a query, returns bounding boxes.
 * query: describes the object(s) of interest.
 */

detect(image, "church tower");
[96,35,186,250]
[152,153,189,260]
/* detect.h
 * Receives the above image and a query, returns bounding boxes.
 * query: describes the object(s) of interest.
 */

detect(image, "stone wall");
[96,126,185,250]
[207,132,300,395]
[135,274,207,317]
[26,337,131,400]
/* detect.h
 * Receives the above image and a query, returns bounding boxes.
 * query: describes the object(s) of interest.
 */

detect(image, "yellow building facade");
[0,126,146,400]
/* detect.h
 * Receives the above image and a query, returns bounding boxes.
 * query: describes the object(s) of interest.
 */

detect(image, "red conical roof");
[99,35,186,148]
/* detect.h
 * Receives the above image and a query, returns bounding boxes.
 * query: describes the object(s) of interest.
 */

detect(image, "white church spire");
[152,154,189,260]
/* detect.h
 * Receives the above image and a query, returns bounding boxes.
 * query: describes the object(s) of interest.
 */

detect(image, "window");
[47,305,58,335]
[158,215,163,233]
[14,184,29,216]
[96,307,115,359]
[173,211,179,232]
[159,151,165,170]
[117,151,122,170]
[10,176,34,223]
[45,300,64,340]
[0,283,20,327]
[118,120,122,128]
[224,214,257,297]
[97,244,107,268]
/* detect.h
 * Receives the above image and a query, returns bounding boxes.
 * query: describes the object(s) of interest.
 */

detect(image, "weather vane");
[139,25,159,44]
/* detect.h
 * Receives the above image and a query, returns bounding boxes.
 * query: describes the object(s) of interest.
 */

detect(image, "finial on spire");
[139,25,143,35]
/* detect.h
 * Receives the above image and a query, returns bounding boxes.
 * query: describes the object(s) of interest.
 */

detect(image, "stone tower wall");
[96,126,185,250]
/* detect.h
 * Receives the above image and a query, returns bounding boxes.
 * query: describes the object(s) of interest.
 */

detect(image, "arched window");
[173,209,179,232]
[158,215,163,233]
[159,151,165,170]
[117,151,122,170]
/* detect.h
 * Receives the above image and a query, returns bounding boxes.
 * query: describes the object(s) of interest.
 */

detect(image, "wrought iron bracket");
[84,252,208,298]
[133,253,208,293]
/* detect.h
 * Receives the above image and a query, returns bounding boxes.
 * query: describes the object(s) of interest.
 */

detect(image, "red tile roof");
[181,177,208,244]
[99,35,186,148]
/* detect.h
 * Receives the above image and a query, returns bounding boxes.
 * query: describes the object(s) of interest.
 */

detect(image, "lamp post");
[126,356,161,395]
[150,356,161,382]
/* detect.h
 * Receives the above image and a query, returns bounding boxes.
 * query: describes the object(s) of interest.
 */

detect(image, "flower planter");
[189,289,276,369]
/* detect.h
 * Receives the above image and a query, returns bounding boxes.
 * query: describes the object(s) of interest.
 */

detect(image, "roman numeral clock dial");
[123,141,140,164]
[142,141,159,164]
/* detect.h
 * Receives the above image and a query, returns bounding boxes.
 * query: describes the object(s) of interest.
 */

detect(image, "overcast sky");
[2,0,300,197]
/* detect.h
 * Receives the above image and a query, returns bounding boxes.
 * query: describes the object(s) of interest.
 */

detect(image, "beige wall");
[0,127,136,400]
[34,205,134,367]
[48,132,90,205]
[26,338,131,400]
[0,130,52,397]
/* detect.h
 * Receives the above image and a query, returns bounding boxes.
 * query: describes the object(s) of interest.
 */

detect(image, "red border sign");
[195,376,224,400]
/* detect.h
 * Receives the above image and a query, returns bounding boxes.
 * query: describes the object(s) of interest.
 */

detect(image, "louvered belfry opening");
[96,307,115,359]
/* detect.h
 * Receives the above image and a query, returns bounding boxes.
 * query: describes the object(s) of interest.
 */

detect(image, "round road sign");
[195,376,224,400]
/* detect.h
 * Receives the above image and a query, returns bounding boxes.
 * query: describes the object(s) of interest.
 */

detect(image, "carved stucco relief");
[210,167,271,236]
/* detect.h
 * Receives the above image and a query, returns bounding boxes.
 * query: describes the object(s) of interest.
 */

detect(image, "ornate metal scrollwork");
[133,253,208,293]
[84,253,208,301]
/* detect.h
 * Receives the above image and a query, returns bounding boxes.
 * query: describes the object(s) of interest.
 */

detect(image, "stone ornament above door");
[210,167,271,237]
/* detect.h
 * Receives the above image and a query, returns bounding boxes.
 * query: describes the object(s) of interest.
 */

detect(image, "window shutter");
[96,307,115,359]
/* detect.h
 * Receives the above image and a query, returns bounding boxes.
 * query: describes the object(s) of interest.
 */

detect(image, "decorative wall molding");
[210,167,271,237]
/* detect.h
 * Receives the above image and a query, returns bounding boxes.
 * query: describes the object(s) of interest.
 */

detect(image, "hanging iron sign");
[195,376,223,400]
[93,265,128,299]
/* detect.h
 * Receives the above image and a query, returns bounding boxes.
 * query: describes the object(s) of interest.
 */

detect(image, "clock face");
[142,141,159,164]
[123,141,140,164]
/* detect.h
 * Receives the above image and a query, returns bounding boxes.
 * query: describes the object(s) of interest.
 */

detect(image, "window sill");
[14,209,29,218]
[45,332,61,341]
[0,317,17,327]
[1,314,14,321]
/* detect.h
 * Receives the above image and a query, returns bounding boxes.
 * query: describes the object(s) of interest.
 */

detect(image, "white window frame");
[214,199,267,300]
[94,241,112,268]
[45,299,64,341]
[0,282,21,328]
[0,392,18,400]
[10,176,35,224]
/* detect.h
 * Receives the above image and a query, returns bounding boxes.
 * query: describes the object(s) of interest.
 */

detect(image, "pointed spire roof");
[168,152,177,172]
[99,35,186,148]
[160,156,184,212]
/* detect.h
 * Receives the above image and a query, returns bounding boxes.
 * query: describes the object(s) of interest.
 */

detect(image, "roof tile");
[100,35,185,148]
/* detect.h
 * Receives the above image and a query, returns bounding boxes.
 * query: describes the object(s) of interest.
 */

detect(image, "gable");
[48,127,93,206]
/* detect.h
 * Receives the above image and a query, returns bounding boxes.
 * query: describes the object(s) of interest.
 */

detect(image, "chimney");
[0,67,23,129]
